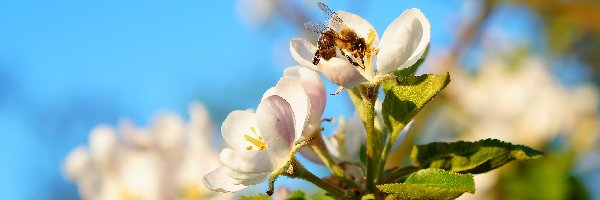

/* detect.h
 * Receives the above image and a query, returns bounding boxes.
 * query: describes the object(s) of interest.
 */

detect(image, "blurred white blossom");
[445,55,600,200]
[236,0,275,28]
[63,103,232,200]
[447,56,599,149]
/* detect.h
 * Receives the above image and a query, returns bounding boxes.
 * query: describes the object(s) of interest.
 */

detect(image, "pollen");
[365,29,378,62]
[366,29,376,49]
[244,127,267,150]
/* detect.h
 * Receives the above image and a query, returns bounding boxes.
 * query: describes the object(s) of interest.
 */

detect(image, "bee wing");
[317,2,347,30]
[304,21,328,33]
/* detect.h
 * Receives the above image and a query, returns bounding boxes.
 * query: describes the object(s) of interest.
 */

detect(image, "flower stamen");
[244,127,267,150]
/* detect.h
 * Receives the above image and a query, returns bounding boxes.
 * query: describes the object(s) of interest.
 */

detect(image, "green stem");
[286,158,345,199]
[360,83,379,192]
[377,123,406,183]
[310,133,360,189]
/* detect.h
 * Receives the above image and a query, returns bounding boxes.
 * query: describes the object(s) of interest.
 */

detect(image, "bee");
[305,2,367,69]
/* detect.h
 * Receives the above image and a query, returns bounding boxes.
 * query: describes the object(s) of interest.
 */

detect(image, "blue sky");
[0,1,551,199]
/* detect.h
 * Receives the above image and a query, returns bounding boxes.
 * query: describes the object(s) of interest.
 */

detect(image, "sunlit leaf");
[411,138,544,174]
[310,190,335,200]
[377,168,475,200]
[361,194,375,200]
[382,73,450,139]
[240,194,271,200]
[285,190,307,200]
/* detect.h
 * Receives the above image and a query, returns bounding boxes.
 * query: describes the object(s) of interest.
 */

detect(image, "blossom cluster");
[64,104,232,200]
[64,2,545,199]
[203,3,431,197]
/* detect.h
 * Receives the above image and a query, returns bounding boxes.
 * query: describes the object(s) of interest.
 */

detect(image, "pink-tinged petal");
[290,38,319,71]
[225,167,270,185]
[262,77,309,142]
[283,66,302,77]
[334,11,380,48]
[256,95,296,154]
[221,110,259,151]
[317,57,366,88]
[344,115,366,159]
[377,8,431,75]
[220,148,275,174]
[299,146,324,165]
[284,67,327,135]
[203,167,248,193]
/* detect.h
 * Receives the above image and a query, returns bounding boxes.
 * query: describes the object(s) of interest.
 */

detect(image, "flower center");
[244,127,267,151]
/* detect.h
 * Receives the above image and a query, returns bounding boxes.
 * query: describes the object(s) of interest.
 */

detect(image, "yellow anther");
[365,29,378,63]
[366,29,376,48]
[244,133,267,150]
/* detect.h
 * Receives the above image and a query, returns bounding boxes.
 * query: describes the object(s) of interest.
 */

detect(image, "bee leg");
[330,86,344,96]
[358,52,366,66]
[312,50,320,65]
[341,50,363,69]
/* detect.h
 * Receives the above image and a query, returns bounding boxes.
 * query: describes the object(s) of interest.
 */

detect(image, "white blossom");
[290,8,431,87]
[203,67,325,192]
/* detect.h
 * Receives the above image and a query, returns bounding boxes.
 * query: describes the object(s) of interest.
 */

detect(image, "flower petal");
[88,125,118,166]
[262,77,309,141]
[335,11,380,48]
[225,167,270,185]
[298,146,323,165]
[221,110,259,151]
[344,114,366,159]
[203,167,248,193]
[317,57,366,87]
[377,8,431,75]
[290,38,319,71]
[284,66,326,135]
[151,113,185,153]
[256,95,295,156]
[220,148,275,174]
[63,146,92,181]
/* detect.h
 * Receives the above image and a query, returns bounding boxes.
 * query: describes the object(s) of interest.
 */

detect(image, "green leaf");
[239,194,271,200]
[382,73,450,138]
[361,194,375,200]
[411,138,544,174]
[359,144,367,165]
[377,168,475,200]
[310,190,335,200]
[285,190,307,200]
[382,45,430,93]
